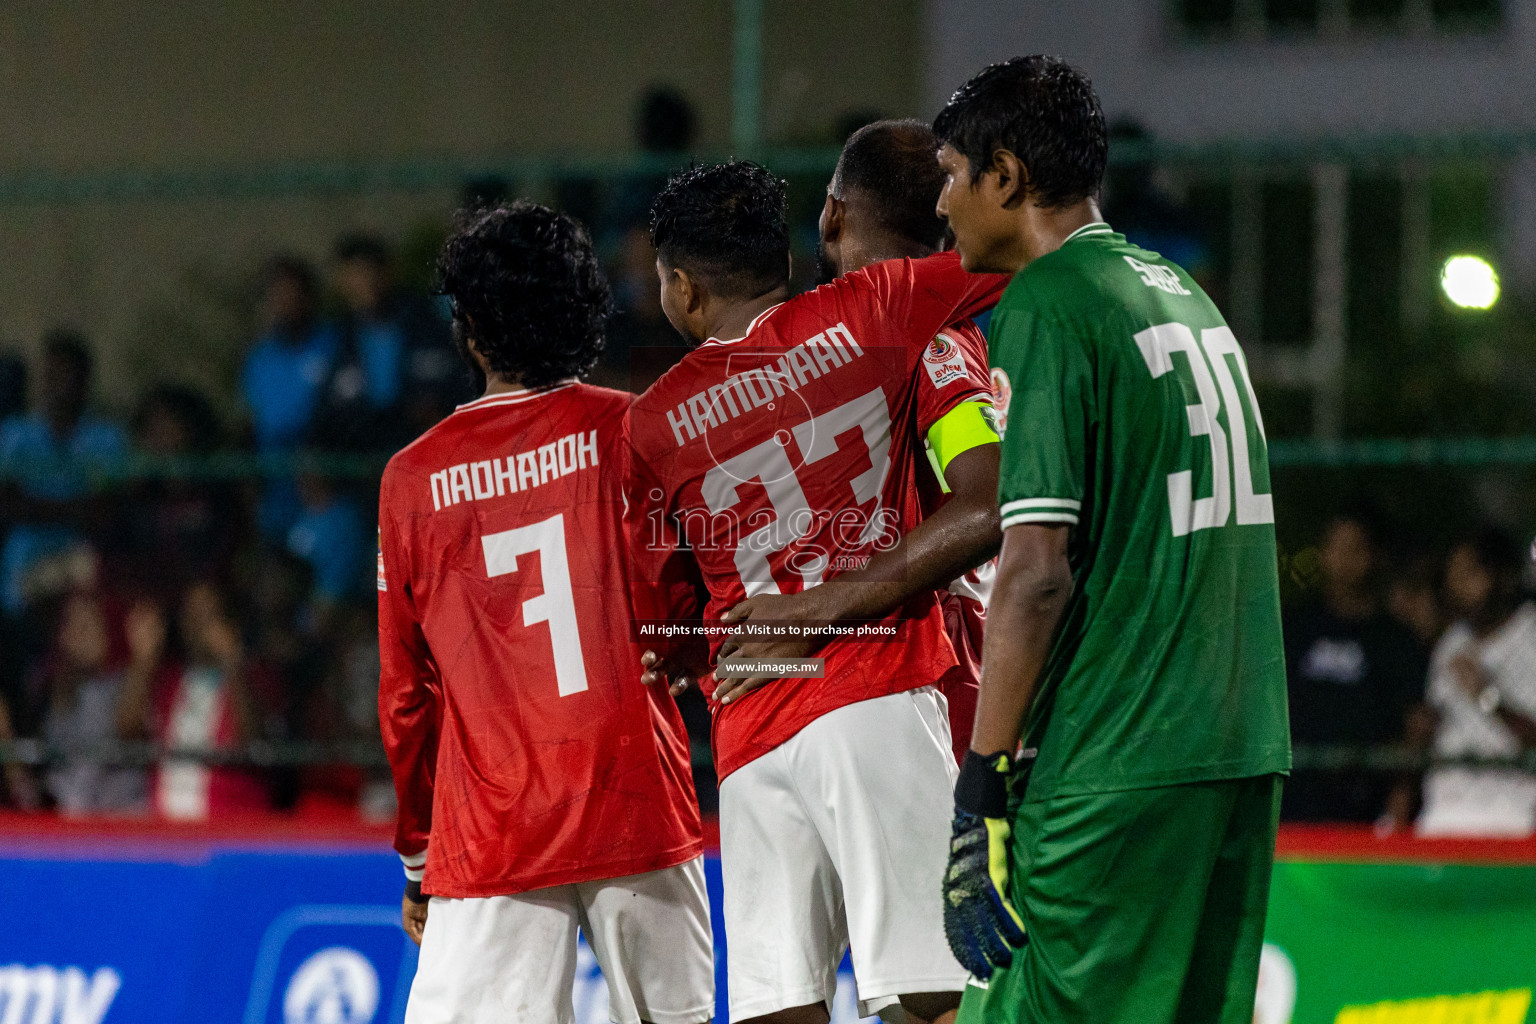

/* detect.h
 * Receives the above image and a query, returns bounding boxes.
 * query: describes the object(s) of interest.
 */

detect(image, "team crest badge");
[922,333,969,388]
[990,367,1012,438]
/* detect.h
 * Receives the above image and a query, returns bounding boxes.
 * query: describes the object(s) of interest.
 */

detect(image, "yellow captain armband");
[925,401,1001,492]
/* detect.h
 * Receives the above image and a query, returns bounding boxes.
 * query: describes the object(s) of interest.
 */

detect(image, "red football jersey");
[936,566,992,762]
[914,319,996,763]
[378,382,702,898]
[626,252,1007,780]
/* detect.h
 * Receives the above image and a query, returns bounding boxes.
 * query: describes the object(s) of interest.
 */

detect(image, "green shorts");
[958,773,1283,1024]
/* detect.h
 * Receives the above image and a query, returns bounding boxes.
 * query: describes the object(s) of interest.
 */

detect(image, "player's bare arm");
[714,441,1001,703]
[968,522,1071,755]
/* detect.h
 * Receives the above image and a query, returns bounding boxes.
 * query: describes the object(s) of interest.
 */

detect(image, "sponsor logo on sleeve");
[923,333,970,389]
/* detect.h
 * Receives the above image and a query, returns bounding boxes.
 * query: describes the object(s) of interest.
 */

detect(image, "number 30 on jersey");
[1134,322,1274,538]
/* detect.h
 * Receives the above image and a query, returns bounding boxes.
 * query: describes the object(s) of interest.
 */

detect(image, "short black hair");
[650,161,790,301]
[42,329,92,381]
[334,233,391,267]
[832,119,948,250]
[436,202,610,389]
[934,55,1107,209]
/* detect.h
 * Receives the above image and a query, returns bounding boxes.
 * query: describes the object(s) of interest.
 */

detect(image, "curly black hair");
[832,119,948,250]
[934,55,1107,209]
[436,202,611,390]
[650,161,789,300]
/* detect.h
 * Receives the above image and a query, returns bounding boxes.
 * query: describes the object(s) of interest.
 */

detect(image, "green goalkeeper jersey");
[990,221,1290,801]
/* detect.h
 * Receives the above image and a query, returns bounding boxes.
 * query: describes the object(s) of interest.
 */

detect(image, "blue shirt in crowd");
[356,320,405,409]
[0,413,128,613]
[242,323,339,541]
[241,323,339,452]
[285,496,369,603]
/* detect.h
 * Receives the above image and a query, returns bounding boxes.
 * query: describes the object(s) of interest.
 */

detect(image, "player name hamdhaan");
[429,429,599,511]
[666,322,865,447]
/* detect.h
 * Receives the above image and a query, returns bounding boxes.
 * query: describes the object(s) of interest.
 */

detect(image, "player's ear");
[459,317,484,359]
[673,268,703,315]
[991,149,1030,210]
[819,193,844,244]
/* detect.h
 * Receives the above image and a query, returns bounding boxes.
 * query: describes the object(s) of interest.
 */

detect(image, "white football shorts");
[405,857,714,1024]
[718,686,969,1021]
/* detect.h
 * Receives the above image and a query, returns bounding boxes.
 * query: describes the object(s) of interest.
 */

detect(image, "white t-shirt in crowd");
[1418,602,1536,837]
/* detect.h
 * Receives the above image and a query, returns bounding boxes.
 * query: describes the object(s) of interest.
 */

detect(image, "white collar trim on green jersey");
[1062,221,1113,244]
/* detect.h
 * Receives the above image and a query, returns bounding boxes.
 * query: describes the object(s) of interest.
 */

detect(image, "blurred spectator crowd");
[0,85,1533,837]
[0,235,470,823]
[0,86,715,824]
[1283,512,1536,837]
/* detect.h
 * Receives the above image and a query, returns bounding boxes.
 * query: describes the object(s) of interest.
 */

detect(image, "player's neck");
[843,235,934,274]
[702,283,790,343]
[481,372,528,397]
[1015,200,1105,270]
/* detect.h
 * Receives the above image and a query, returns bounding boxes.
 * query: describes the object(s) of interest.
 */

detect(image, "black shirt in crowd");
[1282,598,1428,822]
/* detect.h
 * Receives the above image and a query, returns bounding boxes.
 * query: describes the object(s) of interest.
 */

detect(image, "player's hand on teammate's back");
[713,590,833,704]
[943,751,1027,979]
[402,881,429,946]
[640,647,708,697]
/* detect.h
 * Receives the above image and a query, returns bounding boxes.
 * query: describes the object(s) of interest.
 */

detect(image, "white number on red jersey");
[481,513,590,696]
[698,388,892,596]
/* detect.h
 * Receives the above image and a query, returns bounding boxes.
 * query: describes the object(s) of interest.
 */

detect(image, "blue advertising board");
[0,835,871,1024]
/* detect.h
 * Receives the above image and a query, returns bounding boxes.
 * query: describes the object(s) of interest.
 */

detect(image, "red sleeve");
[375,467,441,865]
[858,250,1009,348]
[913,317,995,436]
[621,413,705,650]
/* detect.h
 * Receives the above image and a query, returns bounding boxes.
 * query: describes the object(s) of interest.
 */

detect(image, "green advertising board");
[1259,859,1536,1023]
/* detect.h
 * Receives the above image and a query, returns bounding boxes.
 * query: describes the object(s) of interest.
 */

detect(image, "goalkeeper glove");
[943,750,1027,980]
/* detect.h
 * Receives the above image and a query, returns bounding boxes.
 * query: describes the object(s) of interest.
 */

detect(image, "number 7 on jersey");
[482,513,590,696]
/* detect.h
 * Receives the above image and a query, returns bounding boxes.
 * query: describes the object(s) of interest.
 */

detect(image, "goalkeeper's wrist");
[955,749,1012,819]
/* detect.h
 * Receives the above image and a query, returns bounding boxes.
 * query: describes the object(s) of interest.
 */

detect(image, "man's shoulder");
[997,240,1217,348]
[383,407,471,485]
[1003,243,1126,313]
[631,352,699,419]
[631,340,743,418]
[566,380,636,417]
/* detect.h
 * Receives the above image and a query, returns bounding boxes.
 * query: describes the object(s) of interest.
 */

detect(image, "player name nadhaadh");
[428,429,599,511]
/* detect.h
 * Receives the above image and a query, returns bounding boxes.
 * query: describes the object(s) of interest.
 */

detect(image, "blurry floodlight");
[1440,255,1500,311]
